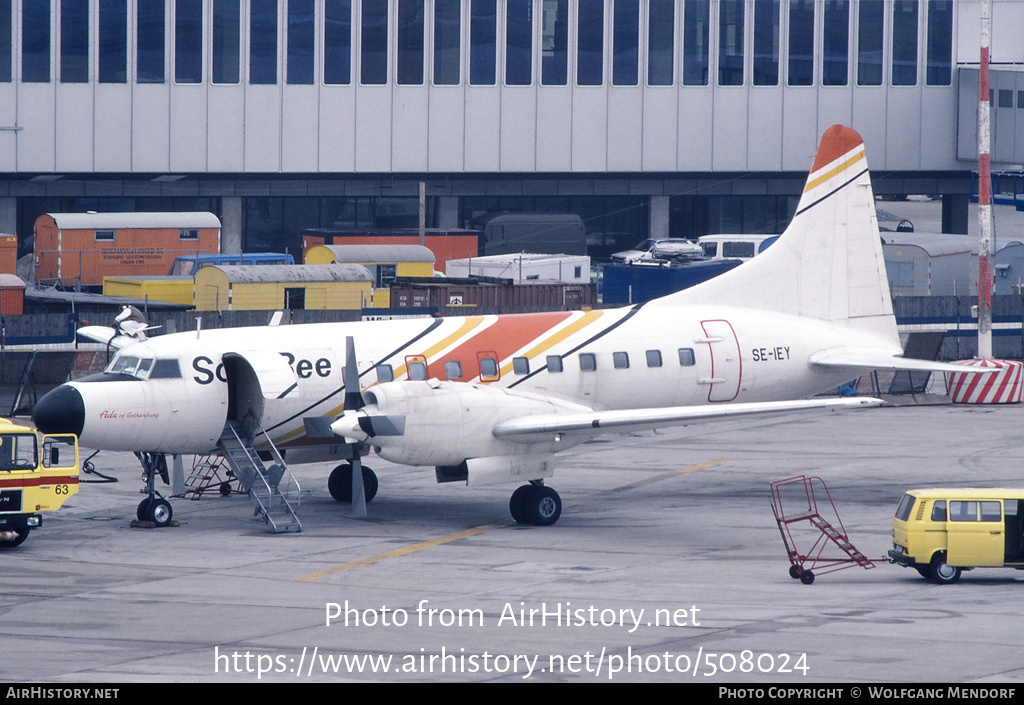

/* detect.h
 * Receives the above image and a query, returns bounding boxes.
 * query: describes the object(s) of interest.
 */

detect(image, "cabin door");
[700,320,742,402]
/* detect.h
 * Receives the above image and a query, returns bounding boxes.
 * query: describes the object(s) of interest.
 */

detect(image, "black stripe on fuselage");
[507,303,647,389]
[265,317,444,434]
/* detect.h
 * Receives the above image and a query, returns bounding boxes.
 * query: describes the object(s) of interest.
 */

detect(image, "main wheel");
[328,464,378,503]
[928,553,961,584]
[525,486,562,526]
[147,498,173,527]
[509,485,534,524]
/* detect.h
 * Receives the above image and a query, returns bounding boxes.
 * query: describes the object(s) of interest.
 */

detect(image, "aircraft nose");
[32,384,85,436]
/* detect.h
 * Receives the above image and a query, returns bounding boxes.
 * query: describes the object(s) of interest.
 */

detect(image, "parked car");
[610,238,702,263]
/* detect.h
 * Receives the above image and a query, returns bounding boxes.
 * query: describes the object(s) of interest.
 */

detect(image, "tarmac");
[2,397,1024,684]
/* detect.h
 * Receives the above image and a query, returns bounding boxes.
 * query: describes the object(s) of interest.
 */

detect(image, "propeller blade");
[344,336,364,411]
[350,454,367,519]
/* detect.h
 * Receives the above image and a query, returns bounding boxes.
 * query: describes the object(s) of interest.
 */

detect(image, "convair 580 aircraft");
[32,126,965,529]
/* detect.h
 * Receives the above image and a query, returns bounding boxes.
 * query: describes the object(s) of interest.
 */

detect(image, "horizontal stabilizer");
[809,350,996,375]
[492,397,882,439]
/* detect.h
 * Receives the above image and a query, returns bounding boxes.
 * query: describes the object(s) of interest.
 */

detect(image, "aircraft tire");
[0,528,29,548]
[509,485,534,524]
[136,498,152,522]
[148,498,173,527]
[525,486,562,527]
[328,464,378,504]
[928,553,961,585]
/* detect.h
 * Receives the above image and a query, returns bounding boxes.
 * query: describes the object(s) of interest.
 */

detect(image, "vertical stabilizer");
[655,125,895,340]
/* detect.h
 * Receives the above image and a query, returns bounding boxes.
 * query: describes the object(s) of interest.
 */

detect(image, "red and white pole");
[977,0,993,360]
[948,0,1023,404]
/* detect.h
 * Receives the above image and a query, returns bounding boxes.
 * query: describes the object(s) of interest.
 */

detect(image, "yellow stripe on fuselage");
[272,316,488,444]
[498,309,605,376]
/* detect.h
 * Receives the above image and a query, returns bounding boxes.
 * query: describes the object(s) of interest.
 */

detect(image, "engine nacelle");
[349,380,591,467]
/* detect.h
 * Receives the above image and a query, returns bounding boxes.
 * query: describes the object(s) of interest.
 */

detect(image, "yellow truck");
[0,420,79,548]
[889,488,1024,584]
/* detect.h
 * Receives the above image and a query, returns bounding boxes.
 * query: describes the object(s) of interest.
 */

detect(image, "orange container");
[34,213,221,288]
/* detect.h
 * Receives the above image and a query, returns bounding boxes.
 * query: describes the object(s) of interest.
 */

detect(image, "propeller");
[344,336,367,519]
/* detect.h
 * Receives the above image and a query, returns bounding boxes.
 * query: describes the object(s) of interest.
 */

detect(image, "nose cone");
[33,384,85,436]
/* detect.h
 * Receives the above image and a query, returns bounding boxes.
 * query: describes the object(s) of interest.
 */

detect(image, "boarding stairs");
[218,421,302,534]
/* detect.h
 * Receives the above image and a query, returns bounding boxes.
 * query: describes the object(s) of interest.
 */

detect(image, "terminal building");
[1,0,1023,261]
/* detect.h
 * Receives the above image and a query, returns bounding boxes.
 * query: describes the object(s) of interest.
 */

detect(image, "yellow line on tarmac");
[610,459,726,493]
[296,523,503,581]
[295,459,725,581]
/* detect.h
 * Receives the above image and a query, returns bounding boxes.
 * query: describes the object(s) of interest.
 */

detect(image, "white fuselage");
[62,301,886,458]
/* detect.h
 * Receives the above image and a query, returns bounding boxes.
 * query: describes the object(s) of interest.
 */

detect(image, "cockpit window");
[150,359,182,379]
[107,355,157,380]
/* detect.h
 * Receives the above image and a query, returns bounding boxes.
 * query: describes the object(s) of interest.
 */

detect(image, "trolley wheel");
[799,570,815,585]
[219,481,232,496]
[789,565,802,580]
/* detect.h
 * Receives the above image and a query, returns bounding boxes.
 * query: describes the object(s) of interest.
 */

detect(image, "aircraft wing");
[492,396,883,439]
[808,350,992,375]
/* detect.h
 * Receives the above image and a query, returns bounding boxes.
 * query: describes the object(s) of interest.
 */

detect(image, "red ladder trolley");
[770,475,880,584]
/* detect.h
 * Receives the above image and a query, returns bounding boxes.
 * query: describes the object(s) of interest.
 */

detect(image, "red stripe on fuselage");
[433,312,574,382]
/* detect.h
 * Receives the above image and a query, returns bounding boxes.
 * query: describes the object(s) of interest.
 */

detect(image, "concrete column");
[436,196,460,229]
[0,198,15,235]
[649,196,670,239]
[941,194,969,235]
[221,197,243,253]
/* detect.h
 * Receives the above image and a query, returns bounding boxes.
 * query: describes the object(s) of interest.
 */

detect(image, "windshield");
[107,355,155,379]
[0,433,38,471]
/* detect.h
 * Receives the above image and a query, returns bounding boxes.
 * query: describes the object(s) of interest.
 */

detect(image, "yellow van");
[889,489,1024,584]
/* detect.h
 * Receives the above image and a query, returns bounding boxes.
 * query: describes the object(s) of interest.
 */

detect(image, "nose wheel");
[134,452,175,528]
[509,483,562,526]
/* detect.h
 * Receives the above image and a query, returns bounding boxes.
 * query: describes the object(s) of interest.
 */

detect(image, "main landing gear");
[509,481,562,526]
[328,463,379,503]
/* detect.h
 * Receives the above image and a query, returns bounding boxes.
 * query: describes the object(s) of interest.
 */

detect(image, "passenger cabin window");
[930,500,947,522]
[513,357,530,375]
[408,360,428,381]
[613,352,629,369]
[479,356,499,381]
[579,353,596,371]
[678,348,696,366]
[546,356,563,373]
[646,350,662,367]
[377,364,394,383]
[445,361,462,379]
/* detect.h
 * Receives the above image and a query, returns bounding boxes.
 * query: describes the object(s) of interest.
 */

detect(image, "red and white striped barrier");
[947,359,1024,404]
